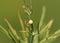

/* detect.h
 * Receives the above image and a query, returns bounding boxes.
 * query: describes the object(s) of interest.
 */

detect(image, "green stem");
[38,29,40,43]
[30,24,34,43]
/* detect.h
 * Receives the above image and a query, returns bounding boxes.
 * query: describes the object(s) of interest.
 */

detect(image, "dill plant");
[0,0,60,43]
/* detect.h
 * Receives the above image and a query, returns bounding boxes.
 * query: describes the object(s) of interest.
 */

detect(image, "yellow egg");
[28,20,33,24]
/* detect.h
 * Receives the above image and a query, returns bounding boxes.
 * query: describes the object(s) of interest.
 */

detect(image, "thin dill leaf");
[54,29,60,36]
[38,6,46,43]
[4,19,20,41]
[40,29,60,43]
[39,19,53,42]
[18,11,25,31]
[39,6,46,31]
[8,30,18,43]
[40,19,53,35]
[0,25,11,39]
[18,11,26,39]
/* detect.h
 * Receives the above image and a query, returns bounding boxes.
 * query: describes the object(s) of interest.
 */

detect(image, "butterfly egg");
[28,20,33,24]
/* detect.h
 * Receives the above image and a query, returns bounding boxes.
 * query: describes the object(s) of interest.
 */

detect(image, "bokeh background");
[0,0,60,43]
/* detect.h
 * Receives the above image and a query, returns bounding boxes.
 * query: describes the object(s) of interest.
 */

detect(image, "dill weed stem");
[23,0,34,43]
[28,20,34,43]
[30,23,34,43]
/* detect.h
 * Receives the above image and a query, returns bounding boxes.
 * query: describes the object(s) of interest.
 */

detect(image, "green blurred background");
[0,0,60,43]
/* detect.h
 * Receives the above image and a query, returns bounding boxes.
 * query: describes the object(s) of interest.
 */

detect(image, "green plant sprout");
[0,0,60,43]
